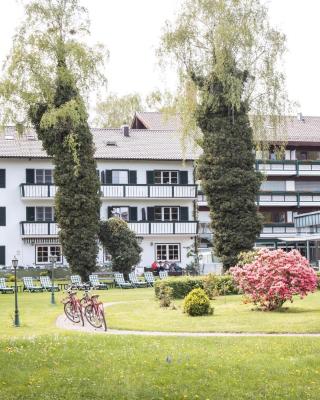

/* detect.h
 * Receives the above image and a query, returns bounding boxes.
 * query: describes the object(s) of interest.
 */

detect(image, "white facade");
[0,158,197,268]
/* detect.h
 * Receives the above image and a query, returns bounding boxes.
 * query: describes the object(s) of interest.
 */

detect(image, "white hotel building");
[0,114,198,268]
[1,111,320,268]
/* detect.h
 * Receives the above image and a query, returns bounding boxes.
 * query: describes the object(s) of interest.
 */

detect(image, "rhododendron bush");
[231,249,317,311]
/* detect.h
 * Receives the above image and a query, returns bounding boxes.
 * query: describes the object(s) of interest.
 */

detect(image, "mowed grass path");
[1,288,320,336]
[1,289,320,399]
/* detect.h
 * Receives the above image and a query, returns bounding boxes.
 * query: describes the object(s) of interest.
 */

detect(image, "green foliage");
[317,273,320,289]
[154,275,238,299]
[237,250,259,267]
[157,281,173,308]
[196,73,263,270]
[183,288,213,316]
[4,274,15,282]
[98,218,142,277]
[159,0,291,144]
[94,93,143,128]
[155,277,204,299]
[0,0,108,127]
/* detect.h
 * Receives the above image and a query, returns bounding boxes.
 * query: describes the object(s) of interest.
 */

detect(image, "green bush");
[4,273,15,282]
[154,275,238,299]
[157,281,173,307]
[183,288,214,316]
[317,273,320,289]
[154,277,204,299]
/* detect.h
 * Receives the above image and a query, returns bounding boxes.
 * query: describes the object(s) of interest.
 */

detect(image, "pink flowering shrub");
[230,249,317,311]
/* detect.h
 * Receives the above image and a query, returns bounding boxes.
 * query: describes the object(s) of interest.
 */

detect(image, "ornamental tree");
[0,0,107,279]
[159,0,291,270]
[231,249,318,311]
[98,218,142,278]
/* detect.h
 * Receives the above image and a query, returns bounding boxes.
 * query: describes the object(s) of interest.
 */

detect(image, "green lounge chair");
[22,277,43,292]
[0,278,14,294]
[144,272,155,287]
[40,276,59,291]
[89,274,108,290]
[129,272,148,288]
[114,273,133,289]
[159,270,168,280]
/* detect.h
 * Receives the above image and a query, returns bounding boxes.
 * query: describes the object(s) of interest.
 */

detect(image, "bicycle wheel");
[84,304,103,329]
[64,301,83,325]
[100,308,107,331]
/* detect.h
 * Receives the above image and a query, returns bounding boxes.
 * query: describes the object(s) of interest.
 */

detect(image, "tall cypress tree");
[30,56,101,279]
[196,72,263,269]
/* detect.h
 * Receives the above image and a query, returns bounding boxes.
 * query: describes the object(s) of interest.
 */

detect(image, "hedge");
[154,275,238,299]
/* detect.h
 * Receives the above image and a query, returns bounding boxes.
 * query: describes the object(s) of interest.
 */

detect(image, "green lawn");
[1,335,320,400]
[1,288,320,336]
[1,288,320,399]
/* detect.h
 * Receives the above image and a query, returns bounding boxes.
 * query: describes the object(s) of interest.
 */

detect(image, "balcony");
[256,160,320,176]
[261,223,319,238]
[258,191,320,207]
[20,183,197,200]
[20,221,198,237]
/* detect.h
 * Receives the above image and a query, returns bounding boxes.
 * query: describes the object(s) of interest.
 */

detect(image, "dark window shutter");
[26,207,35,222]
[0,170,5,188]
[26,169,35,184]
[101,171,105,184]
[141,208,146,221]
[129,207,138,221]
[179,171,188,185]
[146,171,154,184]
[147,207,155,221]
[105,170,112,184]
[107,206,113,219]
[180,207,189,221]
[129,170,137,184]
[0,207,5,226]
[0,246,5,265]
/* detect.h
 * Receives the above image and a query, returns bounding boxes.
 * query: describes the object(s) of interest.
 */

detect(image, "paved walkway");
[56,302,320,337]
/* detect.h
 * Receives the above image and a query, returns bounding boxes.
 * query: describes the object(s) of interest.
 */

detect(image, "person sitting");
[151,260,159,273]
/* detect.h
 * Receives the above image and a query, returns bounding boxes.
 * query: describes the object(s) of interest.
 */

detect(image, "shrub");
[154,277,204,299]
[4,273,15,282]
[154,275,238,299]
[317,273,320,289]
[157,282,173,308]
[183,288,214,316]
[231,249,318,311]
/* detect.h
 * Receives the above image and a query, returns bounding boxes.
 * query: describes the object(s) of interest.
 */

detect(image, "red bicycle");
[81,287,107,331]
[62,288,84,326]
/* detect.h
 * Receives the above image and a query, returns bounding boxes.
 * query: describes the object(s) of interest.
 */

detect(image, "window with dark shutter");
[179,171,188,185]
[105,170,113,184]
[129,207,138,221]
[107,206,113,219]
[180,207,189,221]
[147,207,155,221]
[26,169,35,184]
[129,170,137,184]
[0,170,5,188]
[146,171,154,184]
[0,246,5,265]
[0,208,5,226]
[26,207,35,222]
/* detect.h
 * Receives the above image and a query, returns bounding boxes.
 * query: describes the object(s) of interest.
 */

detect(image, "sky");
[0,0,319,116]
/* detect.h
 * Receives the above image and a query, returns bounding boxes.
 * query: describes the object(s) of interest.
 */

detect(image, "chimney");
[121,125,130,137]
[297,112,304,121]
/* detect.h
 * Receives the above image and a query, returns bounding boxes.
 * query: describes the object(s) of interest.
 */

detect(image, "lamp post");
[49,254,58,305]
[12,256,20,327]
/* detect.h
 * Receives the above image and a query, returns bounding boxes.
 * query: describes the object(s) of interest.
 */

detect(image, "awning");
[277,235,320,242]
